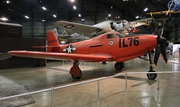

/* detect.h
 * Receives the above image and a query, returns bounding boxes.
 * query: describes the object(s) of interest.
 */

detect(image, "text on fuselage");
[119,37,139,48]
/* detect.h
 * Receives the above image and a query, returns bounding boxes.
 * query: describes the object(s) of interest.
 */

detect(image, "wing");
[128,18,152,28]
[8,51,113,62]
[0,53,12,60]
[55,21,102,37]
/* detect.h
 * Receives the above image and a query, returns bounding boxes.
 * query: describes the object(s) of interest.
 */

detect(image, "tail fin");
[47,30,61,52]
[47,30,60,46]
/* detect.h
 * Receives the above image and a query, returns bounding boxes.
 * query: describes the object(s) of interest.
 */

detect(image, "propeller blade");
[154,45,160,65]
[160,44,168,63]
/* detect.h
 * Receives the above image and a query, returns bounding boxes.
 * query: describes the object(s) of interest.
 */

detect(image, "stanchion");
[51,87,54,107]
[157,77,160,90]
[97,80,100,102]
[125,73,127,92]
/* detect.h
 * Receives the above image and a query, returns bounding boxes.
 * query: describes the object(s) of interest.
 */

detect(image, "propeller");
[153,27,168,66]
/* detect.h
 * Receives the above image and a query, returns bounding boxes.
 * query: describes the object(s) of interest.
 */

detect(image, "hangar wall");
[0,37,46,69]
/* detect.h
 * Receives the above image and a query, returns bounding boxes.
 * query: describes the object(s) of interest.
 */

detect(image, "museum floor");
[0,56,180,107]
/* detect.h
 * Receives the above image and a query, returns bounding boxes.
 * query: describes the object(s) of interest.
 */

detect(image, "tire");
[147,70,157,80]
[71,68,82,79]
[71,75,81,79]
[115,62,124,70]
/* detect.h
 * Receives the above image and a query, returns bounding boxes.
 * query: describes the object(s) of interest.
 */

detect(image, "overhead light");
[108,14,111,17]
[25,15,29,19]
[69,0,75,3]
[42,6,46,10]
[0,17,8,21]
[78,14,81,17]
[42,19,46,22]
[136,16,139,19]
[73,6,76,10]
[6,0,11,4]
[144,7,148,12]
[53,14,57,18]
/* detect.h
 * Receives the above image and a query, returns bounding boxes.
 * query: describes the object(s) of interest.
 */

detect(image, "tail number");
[119,37,139,48]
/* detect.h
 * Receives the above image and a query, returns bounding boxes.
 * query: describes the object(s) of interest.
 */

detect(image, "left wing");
[0,53,12,60]
[8,51,113,62]
[128,18,152,28]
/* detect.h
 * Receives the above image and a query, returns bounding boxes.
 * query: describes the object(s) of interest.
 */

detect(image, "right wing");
[55,21,102,37]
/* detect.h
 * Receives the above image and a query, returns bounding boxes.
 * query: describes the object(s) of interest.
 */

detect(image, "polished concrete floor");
[0,56,180,107]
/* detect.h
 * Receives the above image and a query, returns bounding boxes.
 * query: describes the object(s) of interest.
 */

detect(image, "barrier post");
[157,77,160,90]
[125,73,127,92]
[51,87,54,107]
[97,80,100,102]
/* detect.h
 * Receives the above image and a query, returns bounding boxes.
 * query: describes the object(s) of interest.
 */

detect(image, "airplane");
[146,0,180,16]
[8,30,168,80]
[55,18,151,37]
[58,31,90,43]
[0,21,22,27]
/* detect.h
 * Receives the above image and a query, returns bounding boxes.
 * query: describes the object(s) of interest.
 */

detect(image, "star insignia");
[63,45,76,54]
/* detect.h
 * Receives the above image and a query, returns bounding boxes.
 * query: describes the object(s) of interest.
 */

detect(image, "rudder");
[47,30,60,46]
[47,30,61,52]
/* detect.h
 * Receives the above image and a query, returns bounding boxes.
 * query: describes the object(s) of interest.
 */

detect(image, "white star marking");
[63,45,76,54]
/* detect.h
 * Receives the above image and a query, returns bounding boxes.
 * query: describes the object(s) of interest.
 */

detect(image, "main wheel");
[71,75,82,79]
[115,62,124,70]
[71,69,82,79]
[147,70,157,80]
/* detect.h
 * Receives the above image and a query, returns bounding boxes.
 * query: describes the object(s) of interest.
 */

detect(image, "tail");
[47,30,61,52]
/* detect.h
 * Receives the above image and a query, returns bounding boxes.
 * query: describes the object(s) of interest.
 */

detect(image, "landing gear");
[115,62,124,70]
[147,51,157,80]
[70,61,82,79]
[102,61,107,64]
[147,69,157,80]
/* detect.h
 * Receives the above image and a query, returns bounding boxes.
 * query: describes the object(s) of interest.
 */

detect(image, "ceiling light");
[108,14,111,17]
[69,0,75,3]
[78,14,81,17]
[53,14,57,18]
[6,0,11,4]
[25,15,29,19]
[0,17,8,21]
[42,19,46,22]
[42,6,46,10]
[136,16,139,19]
[73,6,76,10]
[144,7,148,12]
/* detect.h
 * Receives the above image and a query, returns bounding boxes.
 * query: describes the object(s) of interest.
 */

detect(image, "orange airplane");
[8,30,168,80]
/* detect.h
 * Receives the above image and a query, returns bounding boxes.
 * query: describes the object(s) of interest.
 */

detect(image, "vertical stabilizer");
[47,30,60,46]
[47,30,60,52]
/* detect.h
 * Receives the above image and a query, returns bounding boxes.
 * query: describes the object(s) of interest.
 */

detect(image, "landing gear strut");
[147,51,157,80]
[70,61,82,79]
[115,62,124,70]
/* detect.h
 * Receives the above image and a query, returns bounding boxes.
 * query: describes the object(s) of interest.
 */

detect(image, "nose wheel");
[147,51,157,80]
[147,69,157,80]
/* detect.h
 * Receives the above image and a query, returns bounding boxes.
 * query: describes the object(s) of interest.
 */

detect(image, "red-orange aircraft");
[8,30,168,80]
